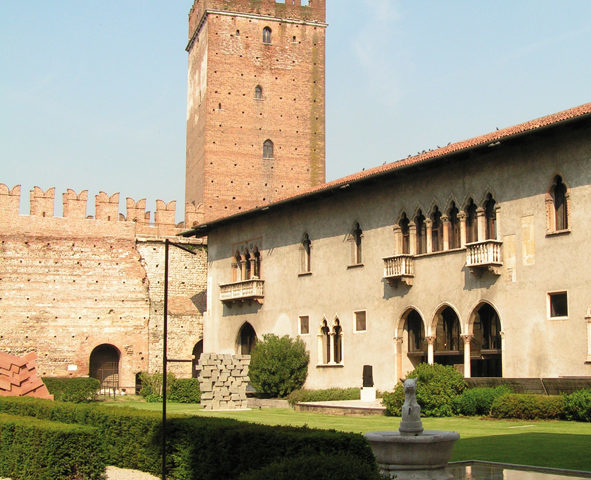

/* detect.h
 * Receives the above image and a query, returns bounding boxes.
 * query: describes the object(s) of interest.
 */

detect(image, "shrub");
[382,363,466,417]
[563,389,591,422]
[453,385,512,416]
[138,371,176,401]
[287,388,360,406]
[0,413,105,480]
[42,377,101,403]
[169,378,201,404]
[237,454,381,480]
[490,393,564,419]
[249,334,309,397]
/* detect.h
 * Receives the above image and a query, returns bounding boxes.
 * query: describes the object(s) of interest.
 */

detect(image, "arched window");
[434,307,461,353]
[405,310,426,353]
[400,213,410,254]
[471,303,502,377]
[318,319,330,364]
[89,344,120,391]
[551,175,568,231]
[333,319,343,364]
[238,322,257,355]
[262,27,272,44]
[484,194,497,240]
[254,85,263,100]
[431,206,442,252]
[415,210,426,254]
[300,233,311,273]
[351,222,363,264]
[465,199,478,243]
[263,139,274,159]
[448,202,460,249]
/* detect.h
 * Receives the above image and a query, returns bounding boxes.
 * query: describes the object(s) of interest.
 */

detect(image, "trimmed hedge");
[287,388,361,407]
[453,386,512,416]
[490,393,564,419]
[0,396,376,480]
[0,413,105,480]
[237,454,382,480]
[42,377,100,403]
[169,378,201,404]
[382,363,466,417]
[563,389,591,422]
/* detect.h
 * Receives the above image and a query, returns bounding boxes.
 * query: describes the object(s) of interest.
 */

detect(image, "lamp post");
[162,238,197,480]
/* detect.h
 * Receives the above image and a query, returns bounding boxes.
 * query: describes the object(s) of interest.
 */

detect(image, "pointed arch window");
[431,206,442,252]
[300,233,311,274]
[484,194,497,240]
[350,222,363,265]
[262,27,272,44]
[333,319,343,364]
[400,213,410,254]
[415,210,426,254]
[448,202,460,249]
[263,139,274,159]
[318,319,330,364]
[550,175,569,231]
[465,199,478,243]
[254,85,263,100]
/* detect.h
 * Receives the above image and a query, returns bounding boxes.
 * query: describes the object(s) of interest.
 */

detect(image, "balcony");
[466,240,503,275]
[383,254,414,286]
[220,279,264,304]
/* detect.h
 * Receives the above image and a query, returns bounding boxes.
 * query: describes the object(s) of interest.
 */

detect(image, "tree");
[249,334,309,397]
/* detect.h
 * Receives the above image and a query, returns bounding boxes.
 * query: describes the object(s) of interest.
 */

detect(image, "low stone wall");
[197,354,250,410]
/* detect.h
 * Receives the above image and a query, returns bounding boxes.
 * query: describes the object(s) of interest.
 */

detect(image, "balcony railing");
[383,254,414,285]
[220,279,264,304]
[466,240,503,274]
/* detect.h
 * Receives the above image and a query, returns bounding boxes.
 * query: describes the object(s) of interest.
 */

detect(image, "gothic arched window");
[254,85,263,100]
[263,139,274,159]
[551,175,568,231]
[262,27,272,44]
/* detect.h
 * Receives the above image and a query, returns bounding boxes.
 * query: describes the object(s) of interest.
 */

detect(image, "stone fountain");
[364,379,459,480]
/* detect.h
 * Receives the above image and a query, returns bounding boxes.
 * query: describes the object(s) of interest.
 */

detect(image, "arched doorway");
[433,306,463,369]
[470,303,502,377]
[89,344,120,391]
[192,340,203,378]
[237,322,257,355]
[405,309,427,367]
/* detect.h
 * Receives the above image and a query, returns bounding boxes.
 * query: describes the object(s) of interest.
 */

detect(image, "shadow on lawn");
[452,432,591,471]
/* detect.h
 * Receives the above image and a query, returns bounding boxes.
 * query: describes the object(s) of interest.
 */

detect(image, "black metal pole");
[162,238,169,480]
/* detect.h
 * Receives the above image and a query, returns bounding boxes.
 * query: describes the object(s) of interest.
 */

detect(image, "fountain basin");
[364,430,459,479]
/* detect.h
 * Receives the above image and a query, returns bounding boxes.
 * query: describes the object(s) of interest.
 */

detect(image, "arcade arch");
[89,344,120,391]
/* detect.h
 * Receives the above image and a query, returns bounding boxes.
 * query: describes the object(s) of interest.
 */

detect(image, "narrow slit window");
[263,27,272,44]
[263,139,274,159]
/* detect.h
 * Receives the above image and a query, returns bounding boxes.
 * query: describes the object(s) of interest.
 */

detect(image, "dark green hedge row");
[236,454,382,480]
[287,388,361,406]
[0,397,375,480]
[490,393,564,419]
[452,386,513,416]
[0,413,105,480]
[169,378,201,404]
[42,377,101,403]
[563,388,591,421]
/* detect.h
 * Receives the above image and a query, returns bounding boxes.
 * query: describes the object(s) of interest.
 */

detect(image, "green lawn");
[104,399,591,472]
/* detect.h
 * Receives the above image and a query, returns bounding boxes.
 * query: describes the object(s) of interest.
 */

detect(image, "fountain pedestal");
[364,379,459,479]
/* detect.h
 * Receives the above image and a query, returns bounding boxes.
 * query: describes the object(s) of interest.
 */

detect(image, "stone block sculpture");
[197,353,249,410]
[0,351,54,400]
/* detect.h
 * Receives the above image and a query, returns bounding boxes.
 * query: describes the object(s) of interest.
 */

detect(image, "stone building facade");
[185,0,327,220]
[186,103,591,392]
[0,185,206,391]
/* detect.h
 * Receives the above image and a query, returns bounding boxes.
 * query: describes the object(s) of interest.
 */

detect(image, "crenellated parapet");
[0,183,204,231]
[188,0,326,42]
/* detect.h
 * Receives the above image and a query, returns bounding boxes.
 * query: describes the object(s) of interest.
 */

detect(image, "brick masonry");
[0,184,207,391]
[197,353,250,410]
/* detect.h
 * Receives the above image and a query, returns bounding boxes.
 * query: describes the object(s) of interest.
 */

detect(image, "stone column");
[231,261,239,282]
[394,337,403,382]
[442,214,450,251]
[393,225,402,255]
[458,212,467,247]
[425,218,433,254]
[476,207,486,242]
[426,336,436,365]
[249,257,257,279]
[494,205,501,240]
[409,222,417,255]
[328,333,336,365]
[317,333,325,365]
[461,334,473,378]
[240,255,247,281]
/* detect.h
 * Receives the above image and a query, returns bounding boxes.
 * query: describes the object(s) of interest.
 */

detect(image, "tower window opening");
[254,85,263,100]
[263,27,272,44]
[263,139,274,159]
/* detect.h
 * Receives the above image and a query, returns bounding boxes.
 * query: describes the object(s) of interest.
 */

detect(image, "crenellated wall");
[0,184,207,391]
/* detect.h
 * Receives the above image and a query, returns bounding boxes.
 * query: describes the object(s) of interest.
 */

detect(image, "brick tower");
[185,0,327,221]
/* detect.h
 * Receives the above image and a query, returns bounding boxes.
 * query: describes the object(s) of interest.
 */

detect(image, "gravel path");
[1,466,160,480]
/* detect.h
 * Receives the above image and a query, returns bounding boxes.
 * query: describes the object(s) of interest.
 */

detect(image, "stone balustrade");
[383,254,414,286]
[466,240,503,274]
[220,279,264,303]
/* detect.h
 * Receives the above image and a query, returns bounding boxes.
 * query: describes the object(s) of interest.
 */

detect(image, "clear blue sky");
[1,1,590,221]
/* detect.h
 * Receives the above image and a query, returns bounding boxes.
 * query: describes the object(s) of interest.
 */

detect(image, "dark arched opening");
[471,304,502,377]
[192,340,204,378]
[405,309,426,367]
[434,307,463,369]
[238,322,257,355]
[89,344,120,390]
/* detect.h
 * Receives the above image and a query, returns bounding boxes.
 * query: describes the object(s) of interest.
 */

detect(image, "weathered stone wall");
[197,353,249,410]
[0,184,206,390]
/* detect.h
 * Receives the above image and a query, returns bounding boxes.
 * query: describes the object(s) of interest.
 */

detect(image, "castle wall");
[0,185,206,391]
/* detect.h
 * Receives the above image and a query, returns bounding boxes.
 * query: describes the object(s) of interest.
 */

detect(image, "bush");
[138,371,176,401]
[453,385,512,416]
[382,363,466,417]
[169,378,201,404]
[287,388,360,407]
[563,389,591,422]
[249,334,309,397]
[42,377,100,403]
[490,393,564,419]
[237,454,381,480]
[0,413,105,480]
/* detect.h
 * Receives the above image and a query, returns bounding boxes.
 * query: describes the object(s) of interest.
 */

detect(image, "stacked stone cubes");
[197,353,250,410]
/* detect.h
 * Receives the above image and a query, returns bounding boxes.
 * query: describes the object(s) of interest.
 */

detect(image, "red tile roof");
[185,101,591,235]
